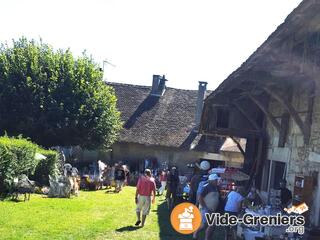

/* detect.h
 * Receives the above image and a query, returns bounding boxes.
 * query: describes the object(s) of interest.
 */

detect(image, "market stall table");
[237,207,291,240]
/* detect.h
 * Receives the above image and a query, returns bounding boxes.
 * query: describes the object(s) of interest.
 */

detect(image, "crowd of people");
[132,161,293,240]
[189,161,292,240]
[100,162,130,193]
[72,158,294,239]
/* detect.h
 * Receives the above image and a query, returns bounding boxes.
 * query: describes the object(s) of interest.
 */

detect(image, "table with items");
[237,189,303,240]
[237,206,289,240]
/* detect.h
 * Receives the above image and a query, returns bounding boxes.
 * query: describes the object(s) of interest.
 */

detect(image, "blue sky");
[1,0,302,90]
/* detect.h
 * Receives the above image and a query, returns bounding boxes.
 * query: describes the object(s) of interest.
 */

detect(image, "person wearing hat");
[193,173,220,240]
[189,161,210,204]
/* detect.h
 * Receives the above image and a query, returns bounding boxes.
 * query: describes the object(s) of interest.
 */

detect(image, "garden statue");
[48,175,72,198]
[48,163,80,198]
[11,174,36,201]
[63,163,72,176]
[70,167,80,196]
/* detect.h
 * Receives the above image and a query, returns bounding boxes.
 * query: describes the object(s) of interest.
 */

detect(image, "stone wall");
[110,142,204,174]
[265,84,320,226]
[69,142,244,176]
[111,142,244,172]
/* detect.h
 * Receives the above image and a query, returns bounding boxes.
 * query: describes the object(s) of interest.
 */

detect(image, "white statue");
[48,175,72,198]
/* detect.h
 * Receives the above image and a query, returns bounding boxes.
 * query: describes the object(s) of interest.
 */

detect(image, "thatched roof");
[108,82,219,150]
[206,0,320,100]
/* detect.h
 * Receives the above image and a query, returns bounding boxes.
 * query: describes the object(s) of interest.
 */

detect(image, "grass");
[0,187,224,240]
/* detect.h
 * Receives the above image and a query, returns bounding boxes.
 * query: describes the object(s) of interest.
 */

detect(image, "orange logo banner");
[170,203,202,234]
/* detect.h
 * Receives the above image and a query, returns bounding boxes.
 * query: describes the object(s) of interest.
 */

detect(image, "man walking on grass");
[114,164,126,193]
[135,169,156,227]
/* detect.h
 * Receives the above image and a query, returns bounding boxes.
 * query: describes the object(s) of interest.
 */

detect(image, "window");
[261,160,270,191]
[271,161,286,189]
[260,160,286,191]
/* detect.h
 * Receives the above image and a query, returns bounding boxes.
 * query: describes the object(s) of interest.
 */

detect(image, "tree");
[0,37,122,149]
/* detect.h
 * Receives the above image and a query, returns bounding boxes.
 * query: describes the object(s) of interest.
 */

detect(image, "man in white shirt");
[224,186,245,216]
[224,186,245,240]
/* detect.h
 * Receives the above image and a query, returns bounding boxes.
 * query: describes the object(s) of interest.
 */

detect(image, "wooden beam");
[278,113,290,147]
[247,118,268,190]
[199,103,209,133]
[304,81,315,144]
[200,127,263,139]
[257,118,268,181]
[229,136,245,156]
[232,102,261,130]
[247,93,281,132]
[253,136,265,187]
[263,86,307,139]
[210,103,230,107]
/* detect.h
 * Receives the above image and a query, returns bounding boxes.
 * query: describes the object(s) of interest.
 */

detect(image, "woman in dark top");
[166,166,179,210]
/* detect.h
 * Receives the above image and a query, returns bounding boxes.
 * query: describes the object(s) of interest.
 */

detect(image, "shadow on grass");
[156,201,193,240]
[105,190,118,194]
[156,201,225,240]
[116,225,141,232]
[0,193,32,202]
[0,193,7,201]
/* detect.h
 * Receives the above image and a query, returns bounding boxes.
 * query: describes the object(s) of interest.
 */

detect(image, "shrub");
[0,136,39,192]
[31,149,59,186]
[0,136,59,192]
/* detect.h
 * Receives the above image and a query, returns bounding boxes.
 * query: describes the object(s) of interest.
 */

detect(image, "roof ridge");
[107,82,151,89]
[107,81,212,92]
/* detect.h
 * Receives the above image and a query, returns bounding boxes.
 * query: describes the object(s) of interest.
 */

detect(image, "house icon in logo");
[178,206,195,231]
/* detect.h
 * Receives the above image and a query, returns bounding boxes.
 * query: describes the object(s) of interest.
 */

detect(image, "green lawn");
[0,187,224,240]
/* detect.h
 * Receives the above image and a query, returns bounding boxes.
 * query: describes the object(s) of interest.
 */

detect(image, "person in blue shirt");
[193,174,220,240]
[224,186,245,215]
[195,175,208,206]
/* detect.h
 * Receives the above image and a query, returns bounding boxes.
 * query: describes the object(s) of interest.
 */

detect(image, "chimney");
[195,81,208,128]
[151,75,167,96]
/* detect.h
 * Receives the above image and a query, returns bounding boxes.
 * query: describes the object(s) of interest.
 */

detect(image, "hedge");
[0,136,59,192]
[31,149,59,186]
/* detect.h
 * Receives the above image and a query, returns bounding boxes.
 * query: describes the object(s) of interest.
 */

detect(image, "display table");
[238,207,288,240]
